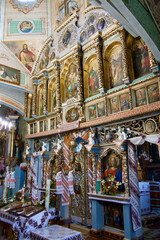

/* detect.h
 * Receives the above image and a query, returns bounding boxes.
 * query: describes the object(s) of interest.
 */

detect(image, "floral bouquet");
[101,174,122,195]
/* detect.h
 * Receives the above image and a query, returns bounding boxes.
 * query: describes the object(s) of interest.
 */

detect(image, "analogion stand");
[89,193,143,240]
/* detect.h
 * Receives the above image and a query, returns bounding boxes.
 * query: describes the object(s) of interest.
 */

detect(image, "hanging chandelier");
[0,117,13,131]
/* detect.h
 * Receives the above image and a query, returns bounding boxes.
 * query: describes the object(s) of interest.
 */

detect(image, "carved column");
[75,46,83,101]
[27,159,30,187]
[55,62,61,108]
[148,48,160,74]
[55,62,62,125]
[27,93,32,119]
[32,83,37,116]
[43,158,47,188]
[24,92,28,119]
[122,150,129,197]
[118,29,130,84]
[91,153,97,194]
[75,46,85,122]
[95,36,105,93]
[43,73,49,113]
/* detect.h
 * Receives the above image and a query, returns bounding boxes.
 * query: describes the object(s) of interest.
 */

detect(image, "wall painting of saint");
[65,108,79,123]
[147,83,159,103]
[88,60,99,97]
[88,104,97,120]
[3,40,45,72]
[110,97,119,114]
[132,39,150,79]
[109,46,123,88]
[97,102,105,117]
[120,93,130,111]
[65,64,78,101]
[135,88,146,107]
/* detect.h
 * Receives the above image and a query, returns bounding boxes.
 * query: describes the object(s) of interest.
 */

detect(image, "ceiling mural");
[9,0,44,14]
[2,39,45,72]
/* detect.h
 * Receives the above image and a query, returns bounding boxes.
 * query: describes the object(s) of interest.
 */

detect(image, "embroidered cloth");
[30,224,82,240]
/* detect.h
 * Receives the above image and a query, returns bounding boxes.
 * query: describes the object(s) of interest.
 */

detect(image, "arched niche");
[131,37,151,79]
[37,84,44,116]
[84,54,99,99]
[61,59,78,103]
[48,78,56,112]
[97,146,125,195]
[104,41,123,89]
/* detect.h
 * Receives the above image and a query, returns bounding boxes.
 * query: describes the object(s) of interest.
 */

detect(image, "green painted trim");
[83,49,96,59]
[107,84,126,93]
[84,93,102,102]
[49,74,55,79]
[103,33,119,46]
[132,73,154,84]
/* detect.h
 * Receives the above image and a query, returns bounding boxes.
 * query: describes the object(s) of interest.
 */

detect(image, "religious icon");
[65,64,78,100]
[88,15,95,25]
[110,97,119,113]
[63,30,71,46]
[34,123,37,133]
[120,93,130,111]
[104,153,122,183]
[30,124,33,134]
[50,118,55,130]
[97,18,105,31]
[51,81,56,111]
[50,51,55,61]
[67,1,78,13]
[144,119,157,134]
[97,102,105,117]
[19,20,33,33]
[44,120,47,131]
[88,105,97,120]
[147,83,160,103]
[135,88,146,106]
[88,64,99,97]
[74,184,81,194]
[40,90,44,115]
[40,121,43,132]
[88,25,95,37]
[58,6,65,22]
[132,38,150,79]
[65,108,79,122]
[109,46,123,88]
[80,31,86,42]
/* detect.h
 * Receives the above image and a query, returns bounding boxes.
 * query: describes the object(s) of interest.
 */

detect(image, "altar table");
[30,225,82,240]
[0,206,56,240]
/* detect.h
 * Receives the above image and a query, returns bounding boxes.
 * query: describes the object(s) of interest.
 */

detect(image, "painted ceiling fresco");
[9,0,43,14]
